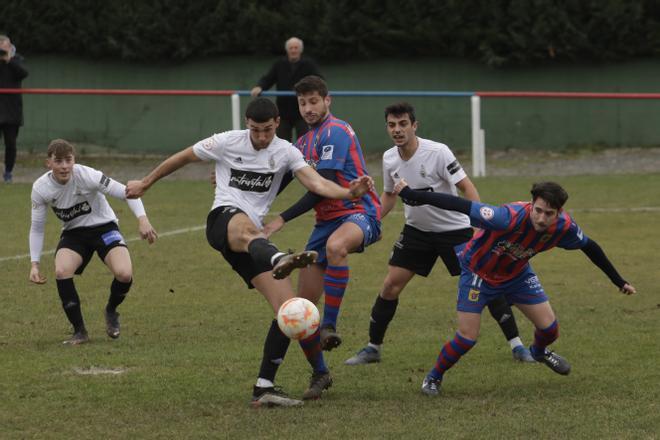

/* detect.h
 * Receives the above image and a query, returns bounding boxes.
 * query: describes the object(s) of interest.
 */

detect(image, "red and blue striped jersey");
[460,201,588,285]
[295,114,381,221]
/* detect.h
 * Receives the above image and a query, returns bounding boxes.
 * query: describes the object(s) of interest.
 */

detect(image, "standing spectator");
[0,34,28,183]
[251,37,321,143]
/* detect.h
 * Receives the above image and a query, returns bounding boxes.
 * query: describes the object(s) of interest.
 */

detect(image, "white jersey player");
[125,98,373,408]
[345,102,535,366]
[29,139,157,345]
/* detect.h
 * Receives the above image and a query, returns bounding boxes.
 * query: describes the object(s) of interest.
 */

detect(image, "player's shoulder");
[382,146,399,161]
[417,137,454,154]
[326,115,355,137]
[32,171,52,191]
[269,136,298,152]
[72,164,101,182]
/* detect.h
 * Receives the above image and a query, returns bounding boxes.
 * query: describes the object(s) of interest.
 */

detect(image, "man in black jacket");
[0,34,28,183]
[251,37,322,143]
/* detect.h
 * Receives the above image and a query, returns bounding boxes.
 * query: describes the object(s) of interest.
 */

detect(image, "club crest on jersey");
[229,169,274,193]
[202,138,214,150]
[468,289,480,302]
[479,206,494,220]
[420,164,426,178]
[321,145,334,160]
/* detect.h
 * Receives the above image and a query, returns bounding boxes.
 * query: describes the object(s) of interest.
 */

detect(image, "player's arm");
[395,179,471,214]
[262,169,335,237]
[394,178,510,230]
[380,191,398,219]
[580,238,636,295]
[455,176,480,202]
[101,176,158,244]
[28,190,47,284]
[294,165,372,200]
[126,146,200,198]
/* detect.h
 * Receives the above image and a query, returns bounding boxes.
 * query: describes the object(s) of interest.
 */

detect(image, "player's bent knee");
[113,270,133,283]
[54,267,76,279]
[325,242,349,261]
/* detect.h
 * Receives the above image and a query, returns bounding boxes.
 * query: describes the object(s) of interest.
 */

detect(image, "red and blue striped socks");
[299,329,329,374]
[530,320,559,357]
[429,332,476,380]
[322,265,349,329]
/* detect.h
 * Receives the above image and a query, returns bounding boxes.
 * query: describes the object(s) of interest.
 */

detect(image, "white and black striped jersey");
[382,137,470,233]
[192,130,308,227]
[29,164,146,262]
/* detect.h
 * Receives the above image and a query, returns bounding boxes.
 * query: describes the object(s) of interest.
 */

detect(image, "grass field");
[1,172,659,439]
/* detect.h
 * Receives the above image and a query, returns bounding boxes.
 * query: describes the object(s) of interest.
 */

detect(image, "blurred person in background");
[251,37,322,143]
[0,34,28,183]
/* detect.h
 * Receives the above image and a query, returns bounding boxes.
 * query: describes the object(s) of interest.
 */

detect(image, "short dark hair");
[47,139,75,159]
[294,75,328,97]
[384,102,416,124]
[245,97,279,122]
[530,181,569,210]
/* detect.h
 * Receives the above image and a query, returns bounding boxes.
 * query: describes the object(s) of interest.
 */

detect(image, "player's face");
[530,198,559,232]
[386,114,418,148]
[47,154,75,184]
[247,117,279,150]
[297,92,330,127]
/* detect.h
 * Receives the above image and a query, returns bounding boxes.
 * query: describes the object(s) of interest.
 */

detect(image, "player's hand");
[138,216,158,244]
[262,216,285,238]
[620,283,636,295]
[392,178,409,195]
[250,86,262,97]
[29,263,46,284]
[348,175,374,198]
[210,171,216,186]
[126,180,147,199]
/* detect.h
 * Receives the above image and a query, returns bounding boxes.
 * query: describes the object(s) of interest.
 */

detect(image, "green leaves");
[3,0,659,66]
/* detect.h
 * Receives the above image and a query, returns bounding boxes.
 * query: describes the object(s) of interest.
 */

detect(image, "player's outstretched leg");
[421,332,476,396]
[529,320,571,375]
[57,278,89,345]
[320,265,349,350]
[251,320,302,408]
[299,330,333,400]
[105,278,132,339]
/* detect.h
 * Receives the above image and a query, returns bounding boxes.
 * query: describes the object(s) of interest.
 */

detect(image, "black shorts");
[389,225,473,277]
[206,206,271,289]
[56,222,127,275]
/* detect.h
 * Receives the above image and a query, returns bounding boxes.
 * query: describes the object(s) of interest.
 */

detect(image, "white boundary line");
[2,206,658,263]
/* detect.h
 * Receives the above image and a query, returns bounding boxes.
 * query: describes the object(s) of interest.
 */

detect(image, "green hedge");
[3,0,660,66]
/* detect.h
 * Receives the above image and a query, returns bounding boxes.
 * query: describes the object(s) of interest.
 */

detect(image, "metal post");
[231,93,240,130]
[470,95,484,177]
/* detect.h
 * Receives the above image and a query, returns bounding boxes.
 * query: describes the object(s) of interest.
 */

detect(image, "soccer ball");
[277,297,320,340]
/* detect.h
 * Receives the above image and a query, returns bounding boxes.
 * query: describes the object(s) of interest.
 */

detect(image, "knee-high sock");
[322,265,349,329]
[369,296,399,345]
[56,278,85,332]
[530,320,559,357]
[247,238,284,269]
[107,278,132,312]
[429,332,476,380]
[258,320,291,382]
[486,295,520,342]
[298,329,328,374]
